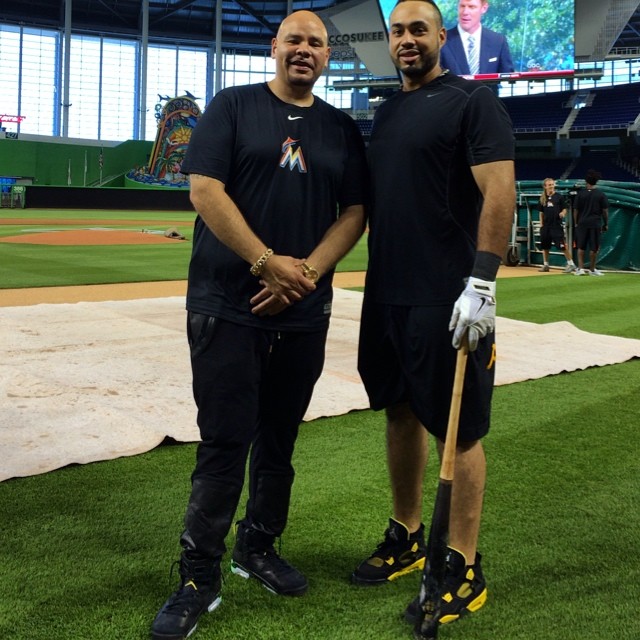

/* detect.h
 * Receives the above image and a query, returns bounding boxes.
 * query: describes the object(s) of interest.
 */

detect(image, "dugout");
[0,178,26,208]
[514,180,640,272]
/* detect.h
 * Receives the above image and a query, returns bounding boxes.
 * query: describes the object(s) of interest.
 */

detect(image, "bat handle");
[440,340,469,481]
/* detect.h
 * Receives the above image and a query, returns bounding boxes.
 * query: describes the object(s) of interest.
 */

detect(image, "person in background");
[573,169,609,276]
[351,0,515,630]
[151,10,368,640]
[440,0,514,76]
[537,177,576,273]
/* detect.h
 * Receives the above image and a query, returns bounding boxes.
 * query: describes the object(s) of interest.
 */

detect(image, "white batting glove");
[449,277,496,351]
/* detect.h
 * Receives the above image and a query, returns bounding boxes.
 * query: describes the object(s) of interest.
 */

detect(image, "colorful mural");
[127,95,201,188]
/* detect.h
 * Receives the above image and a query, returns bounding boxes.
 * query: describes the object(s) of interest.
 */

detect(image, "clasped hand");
[449,277,496,351]
[250,255,315,316]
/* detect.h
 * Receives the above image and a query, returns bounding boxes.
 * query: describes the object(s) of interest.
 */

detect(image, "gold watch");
[300,262,319,283]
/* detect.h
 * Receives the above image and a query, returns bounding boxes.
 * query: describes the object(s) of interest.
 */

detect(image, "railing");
[571,122,635,131]
[513,127,561,133]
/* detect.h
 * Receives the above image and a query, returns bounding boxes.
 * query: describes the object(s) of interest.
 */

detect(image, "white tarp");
[2,288,639,482]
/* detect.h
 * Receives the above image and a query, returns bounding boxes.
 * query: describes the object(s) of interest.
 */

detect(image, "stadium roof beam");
[150,0,200,25]
[233,0,279,34]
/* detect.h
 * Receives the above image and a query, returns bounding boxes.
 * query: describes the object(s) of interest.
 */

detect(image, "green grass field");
[1,209,639,639]
[0,209,368,288]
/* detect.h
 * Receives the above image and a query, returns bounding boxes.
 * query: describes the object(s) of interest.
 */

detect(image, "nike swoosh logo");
[288,115,303,120]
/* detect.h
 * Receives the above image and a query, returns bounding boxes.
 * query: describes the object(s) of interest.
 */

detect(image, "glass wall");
[0,26,22,127]
[99,39,137,140]
[2,20,640,140]
[0,26,58,136]
[145,45,208,140]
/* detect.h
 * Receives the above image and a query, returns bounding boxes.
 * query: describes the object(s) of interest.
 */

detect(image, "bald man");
[151,10,368,640]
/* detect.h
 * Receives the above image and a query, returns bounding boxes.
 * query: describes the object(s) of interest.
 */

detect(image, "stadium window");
[249,52,273,78]
[145,44,207,141]
[100,39,136,141]
[0,25,58,136]
[146,44,178,141]
[176,47,207,104]
[0,26,21,128]
[21,29,57,136]
[320,76,354,109]
[4,18,640,139]
[231,70,252,86]
[221,50,273,89]
[67,35,102,139]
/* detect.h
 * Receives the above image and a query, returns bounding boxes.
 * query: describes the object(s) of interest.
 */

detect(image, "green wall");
[0,138,152,186]
[517,180,640,271]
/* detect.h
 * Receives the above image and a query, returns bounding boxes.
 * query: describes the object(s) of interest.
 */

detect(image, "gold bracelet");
[249,248,274,276]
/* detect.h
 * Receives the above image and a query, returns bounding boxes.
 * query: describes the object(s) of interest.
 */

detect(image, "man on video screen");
[441,0,514,75]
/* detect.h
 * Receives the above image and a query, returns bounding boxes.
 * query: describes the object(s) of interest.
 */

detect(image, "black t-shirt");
[574,187,609,229]
[181,83,368,330]
[538,192,567,227]
[366,73,514,306]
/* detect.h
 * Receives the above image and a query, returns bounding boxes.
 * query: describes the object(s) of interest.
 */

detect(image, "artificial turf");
[1,210,639,639]
[1,358,638,639]
[0,209,368,289]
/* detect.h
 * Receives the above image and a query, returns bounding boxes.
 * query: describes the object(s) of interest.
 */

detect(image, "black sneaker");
[151,551,222,640]
[404,548,487,626]
[230,521,308,596]
[351,518,426,585]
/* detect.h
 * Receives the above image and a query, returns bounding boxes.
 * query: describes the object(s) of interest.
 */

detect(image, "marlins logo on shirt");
[279,136,307,173]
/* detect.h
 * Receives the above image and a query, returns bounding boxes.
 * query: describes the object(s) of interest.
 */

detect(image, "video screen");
[377,0,574,80]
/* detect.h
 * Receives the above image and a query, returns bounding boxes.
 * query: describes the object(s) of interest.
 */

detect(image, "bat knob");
[413,606,439,640]
[413,621,438,640]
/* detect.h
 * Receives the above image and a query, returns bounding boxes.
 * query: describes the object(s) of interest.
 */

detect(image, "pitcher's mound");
[0,229,187,245]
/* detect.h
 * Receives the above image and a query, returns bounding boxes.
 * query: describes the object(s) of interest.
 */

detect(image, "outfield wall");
[23,186,191,210]
[0,137,191,210]
[0,138,151,187]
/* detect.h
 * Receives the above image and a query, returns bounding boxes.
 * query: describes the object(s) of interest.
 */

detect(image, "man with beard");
[151,10,368,640]
[351,0,515,629]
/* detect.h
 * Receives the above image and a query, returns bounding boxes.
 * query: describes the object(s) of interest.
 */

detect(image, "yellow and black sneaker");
[351,518,426,585]
[404,548,487,626]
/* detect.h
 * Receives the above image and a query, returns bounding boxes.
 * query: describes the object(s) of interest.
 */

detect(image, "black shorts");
[357,300,495,442]
[539,224,566,250]
[576,226,601,251]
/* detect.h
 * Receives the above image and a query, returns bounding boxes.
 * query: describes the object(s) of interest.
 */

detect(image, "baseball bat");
[413,338,469,640]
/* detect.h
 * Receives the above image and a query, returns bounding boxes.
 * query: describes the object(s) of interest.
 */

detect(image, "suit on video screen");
[441,26,514,75]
